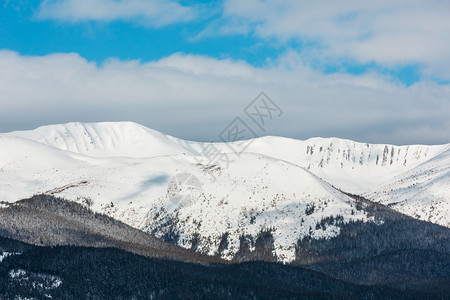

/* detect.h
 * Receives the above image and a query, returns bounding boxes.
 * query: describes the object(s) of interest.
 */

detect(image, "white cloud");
[37,0,199,26]
[0,50,449,145]
[219,0,450,80]
[34,1,450,79]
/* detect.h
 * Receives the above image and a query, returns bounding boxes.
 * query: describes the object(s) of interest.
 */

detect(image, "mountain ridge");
[1,121,449,261]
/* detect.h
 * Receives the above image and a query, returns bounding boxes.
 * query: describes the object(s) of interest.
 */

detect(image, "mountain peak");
[5,121,192,158]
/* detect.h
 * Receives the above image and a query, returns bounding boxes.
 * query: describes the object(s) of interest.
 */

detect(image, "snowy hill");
[365,147,450,227]
[1,122,449,261]
[241,136,449,193]
[6,122,197,158]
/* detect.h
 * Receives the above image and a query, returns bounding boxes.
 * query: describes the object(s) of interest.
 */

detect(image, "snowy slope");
[1,122,449,261]
[241,136,449,193]
[0,140,370,262]
[0,135,99,201]
[365,146,450,227]
[143,153,371,261]
[221,136,450,226]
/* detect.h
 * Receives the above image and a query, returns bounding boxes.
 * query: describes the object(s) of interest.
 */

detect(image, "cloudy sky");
[1,0,450,144]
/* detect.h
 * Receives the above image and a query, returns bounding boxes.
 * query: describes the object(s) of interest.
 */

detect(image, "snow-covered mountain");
[240,136,450,227]
[366,146,450,227]
[6,122,197,158]
[1,122,449,261]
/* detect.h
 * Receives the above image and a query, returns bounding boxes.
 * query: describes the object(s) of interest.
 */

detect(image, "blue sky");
[0,1,429,85]
[1,0,450,144]
[1,1,278,67]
